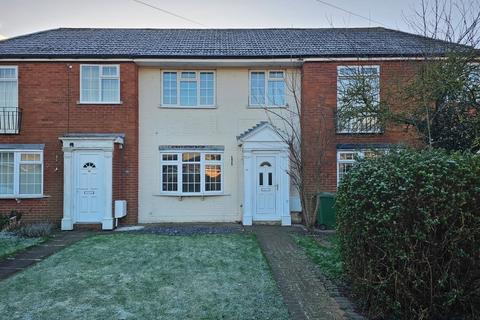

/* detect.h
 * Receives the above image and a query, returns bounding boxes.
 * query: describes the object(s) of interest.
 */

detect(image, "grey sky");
[0,0,423,38]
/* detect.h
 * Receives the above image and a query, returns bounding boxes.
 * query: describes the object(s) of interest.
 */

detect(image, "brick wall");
[301,60,421,195]
[0,62,138,226]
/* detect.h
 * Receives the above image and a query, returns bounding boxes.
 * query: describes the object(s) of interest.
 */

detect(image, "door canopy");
[237,121,288,151]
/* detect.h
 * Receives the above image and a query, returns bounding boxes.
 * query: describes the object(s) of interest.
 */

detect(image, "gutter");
[0,55,475,64]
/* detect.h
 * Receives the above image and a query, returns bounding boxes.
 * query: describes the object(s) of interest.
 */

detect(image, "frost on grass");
[0,232,42,259]
[0,233,289,320]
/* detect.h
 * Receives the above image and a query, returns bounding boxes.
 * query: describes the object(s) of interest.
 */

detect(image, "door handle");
[276,184,279,191]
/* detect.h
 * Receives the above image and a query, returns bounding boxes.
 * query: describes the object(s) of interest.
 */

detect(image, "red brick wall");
[0,62,138,226]
[301,60,421,194]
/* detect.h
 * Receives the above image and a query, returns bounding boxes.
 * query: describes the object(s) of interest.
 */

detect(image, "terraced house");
[0,28,449,230]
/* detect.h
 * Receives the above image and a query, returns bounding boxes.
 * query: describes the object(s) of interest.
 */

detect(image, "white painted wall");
[138,67,300,223]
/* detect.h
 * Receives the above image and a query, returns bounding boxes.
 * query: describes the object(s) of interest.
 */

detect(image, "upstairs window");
[160,150,223,195]
[337,66,381,133]
[0,66,18,108]
[0,150,43,197]
[80,65,120,103]
[162,71,215,107]
[250,70,286,107]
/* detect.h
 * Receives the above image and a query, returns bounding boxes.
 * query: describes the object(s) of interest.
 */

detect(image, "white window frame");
[0,66,18,107]
[79,64,121,104]
[249,70,287,107]
[161,70,216,108]
[0,150,44,198]
[337,149,386,186]
[160,150,224,196]
[336,65,381,133]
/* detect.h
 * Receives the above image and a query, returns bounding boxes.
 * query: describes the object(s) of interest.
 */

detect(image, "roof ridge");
[49,26,388,31]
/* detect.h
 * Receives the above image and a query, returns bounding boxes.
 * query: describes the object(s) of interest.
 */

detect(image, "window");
[0,150,43,197]
[337,149,385,185]
[160,150,223,195]
[0,66,18,109]
[465,64,480,103]
[337,66,381,133]
[80,65,120,103]
[162,71,215,107]
[250,70,286,107]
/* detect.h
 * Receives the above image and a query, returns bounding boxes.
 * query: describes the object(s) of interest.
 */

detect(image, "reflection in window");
[337,66,381,133]
[205,164,221,191]
[182,153,200,193]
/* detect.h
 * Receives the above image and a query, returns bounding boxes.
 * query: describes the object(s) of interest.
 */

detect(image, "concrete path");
[253,225,361,320]
[0,231,91,280]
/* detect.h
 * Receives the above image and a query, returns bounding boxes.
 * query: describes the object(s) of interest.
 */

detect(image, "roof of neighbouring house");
[0,27,468,59]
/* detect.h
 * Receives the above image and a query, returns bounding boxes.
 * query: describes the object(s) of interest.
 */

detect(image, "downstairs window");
[0,150,43,197]
[337,149,386,186]
[160,150,223,195]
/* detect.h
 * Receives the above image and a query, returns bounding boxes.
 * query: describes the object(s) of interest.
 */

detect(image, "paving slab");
[0,231,92,280]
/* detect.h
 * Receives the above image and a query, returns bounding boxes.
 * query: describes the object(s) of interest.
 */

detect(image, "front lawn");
[294,234,343,279]
[0,233,288,320]
[0,232,43,259]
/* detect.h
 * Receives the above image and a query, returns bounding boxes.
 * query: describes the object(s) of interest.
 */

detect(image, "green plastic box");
[316,192,336,230]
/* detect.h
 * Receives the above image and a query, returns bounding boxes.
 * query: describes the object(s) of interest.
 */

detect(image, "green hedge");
[336,149,480,319]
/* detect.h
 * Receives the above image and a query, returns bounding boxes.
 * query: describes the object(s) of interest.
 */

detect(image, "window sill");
[158,105,217,109]
[247,105,288,109]
[77,101,123,106]
[0,194,50,200]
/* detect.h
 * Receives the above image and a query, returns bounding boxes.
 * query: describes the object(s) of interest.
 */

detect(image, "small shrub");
[15,223,54,238]
[336,149,480,319]
[1,210,23,232]
[0,215,9,231]
[8,210,22,221]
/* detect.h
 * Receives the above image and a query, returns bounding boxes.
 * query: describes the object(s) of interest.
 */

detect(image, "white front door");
[254,155,278,220]
[74,152,104,223]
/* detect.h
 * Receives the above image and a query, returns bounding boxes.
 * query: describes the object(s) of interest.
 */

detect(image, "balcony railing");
[335,111,383,134]
[0,107,22,134]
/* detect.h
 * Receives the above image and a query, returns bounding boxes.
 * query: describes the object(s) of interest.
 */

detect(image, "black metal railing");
[0,107,22,134]
[335,110,383,134]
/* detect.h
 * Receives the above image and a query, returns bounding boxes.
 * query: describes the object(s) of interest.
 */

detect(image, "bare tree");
[407,0,480,47]
[339,0,480,151]
[262,70,331,229]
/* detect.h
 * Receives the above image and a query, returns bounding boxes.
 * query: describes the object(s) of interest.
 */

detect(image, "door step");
[73,223,102,231]
[252,221,281,226]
